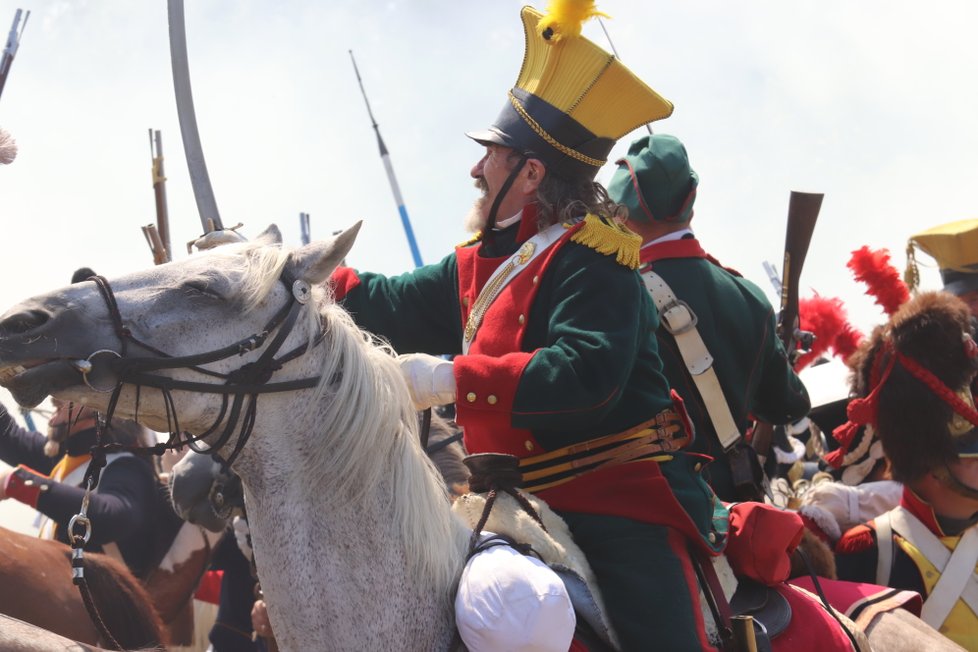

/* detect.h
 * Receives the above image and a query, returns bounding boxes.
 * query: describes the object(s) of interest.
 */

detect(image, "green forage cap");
[607,134,698,224]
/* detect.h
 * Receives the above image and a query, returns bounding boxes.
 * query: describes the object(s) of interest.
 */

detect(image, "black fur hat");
[848,292,978,482]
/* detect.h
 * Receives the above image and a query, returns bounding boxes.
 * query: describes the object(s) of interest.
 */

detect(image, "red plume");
[795,295,864,371]
[847,246,910,316]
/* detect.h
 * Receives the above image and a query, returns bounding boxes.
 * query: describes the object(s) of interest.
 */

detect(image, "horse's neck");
[238,434,461,651]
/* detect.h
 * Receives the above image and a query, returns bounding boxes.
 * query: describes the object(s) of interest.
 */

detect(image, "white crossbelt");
[462,222,567,355]
[874,506,978,628]
[640,269,742,450]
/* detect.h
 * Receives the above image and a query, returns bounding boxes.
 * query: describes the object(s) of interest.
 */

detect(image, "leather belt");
[519,409,691,493]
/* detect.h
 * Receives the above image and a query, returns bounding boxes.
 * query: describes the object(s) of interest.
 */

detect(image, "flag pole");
[349,50,424,268]
[0,9,30,104]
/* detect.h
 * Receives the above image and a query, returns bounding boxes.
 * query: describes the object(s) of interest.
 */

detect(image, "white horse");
[0,225,963,652]
[0,225,468,651]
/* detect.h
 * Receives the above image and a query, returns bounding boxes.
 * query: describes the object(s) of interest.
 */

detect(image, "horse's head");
[0,223,360,443]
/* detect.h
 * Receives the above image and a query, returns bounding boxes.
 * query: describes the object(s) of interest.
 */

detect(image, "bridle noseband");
[83,272,326,469]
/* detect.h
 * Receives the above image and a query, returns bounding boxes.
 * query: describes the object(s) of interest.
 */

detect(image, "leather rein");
[84,272,325,470]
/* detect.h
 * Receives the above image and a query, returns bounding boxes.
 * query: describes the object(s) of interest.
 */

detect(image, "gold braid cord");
[904,242,920,292]
[570,214,641,269]
[508,92,605,168]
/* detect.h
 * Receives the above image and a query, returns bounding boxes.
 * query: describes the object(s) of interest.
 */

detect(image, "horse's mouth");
[0,360,46,384]
[0,359,84,408]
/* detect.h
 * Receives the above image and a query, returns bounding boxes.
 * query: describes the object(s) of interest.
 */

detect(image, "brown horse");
[0,613,163,652]
[0,525,163,649]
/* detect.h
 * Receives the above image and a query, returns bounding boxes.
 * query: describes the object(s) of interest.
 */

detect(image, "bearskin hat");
[847,291,978,482]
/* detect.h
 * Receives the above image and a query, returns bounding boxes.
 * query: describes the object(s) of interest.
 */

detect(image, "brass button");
[708,532,717,544]
[462,296,470,307]
[525,440,535,451]
[532,275,539,284]
[518,314,525,325]
[487,395,498,405]
[694,462,703,472]
[466,392,477,403]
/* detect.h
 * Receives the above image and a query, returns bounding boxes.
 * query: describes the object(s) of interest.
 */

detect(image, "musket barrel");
[149,129,172,261]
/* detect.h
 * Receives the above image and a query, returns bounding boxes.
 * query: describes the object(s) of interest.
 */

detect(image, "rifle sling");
[641,268,742,451]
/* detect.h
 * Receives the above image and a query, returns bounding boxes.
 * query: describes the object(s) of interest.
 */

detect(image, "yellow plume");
[537,0,609,42]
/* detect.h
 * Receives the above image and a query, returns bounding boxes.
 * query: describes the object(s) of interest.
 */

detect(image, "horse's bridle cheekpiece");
[80,272,325,470]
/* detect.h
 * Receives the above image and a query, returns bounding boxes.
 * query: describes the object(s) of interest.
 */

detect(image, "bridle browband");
[84,271,327,470]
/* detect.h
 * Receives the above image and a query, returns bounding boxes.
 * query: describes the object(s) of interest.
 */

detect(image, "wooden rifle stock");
[778,191,823,354]
[753,191,822,460]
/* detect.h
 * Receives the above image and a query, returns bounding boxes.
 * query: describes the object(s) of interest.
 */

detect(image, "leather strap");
[462,221,567,354]
[922,526,978,628]
[874,512,893,587]
[641,268,742,450]
[518,410,690,493]
[885,506,978,627]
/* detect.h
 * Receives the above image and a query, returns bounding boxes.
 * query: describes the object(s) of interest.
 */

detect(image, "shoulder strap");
[888,507,978,627]
[874,511,893,586]
[641,269,741,450]
[462,222,567,354]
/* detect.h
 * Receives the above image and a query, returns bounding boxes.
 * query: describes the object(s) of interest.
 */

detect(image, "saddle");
[730,579,792,652]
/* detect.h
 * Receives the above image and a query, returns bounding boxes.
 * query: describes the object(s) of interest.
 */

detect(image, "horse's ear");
[255,225,283,246]
[286,221,362,284]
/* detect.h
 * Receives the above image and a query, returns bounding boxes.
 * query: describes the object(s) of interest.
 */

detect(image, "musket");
[144,129,172,264]
[752,191,823,460]
[0,9,30,104]
[349,50,424,268]
[168,0,244,251]
[777,191,823,356]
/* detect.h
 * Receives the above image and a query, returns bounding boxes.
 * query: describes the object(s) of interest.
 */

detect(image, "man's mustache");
[474,177,488,195]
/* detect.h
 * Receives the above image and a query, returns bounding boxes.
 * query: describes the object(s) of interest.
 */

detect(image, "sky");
[0,2,976,420]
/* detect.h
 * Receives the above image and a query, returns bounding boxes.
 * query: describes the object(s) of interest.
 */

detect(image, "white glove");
[397,353,456,410]
[232,515,253,563]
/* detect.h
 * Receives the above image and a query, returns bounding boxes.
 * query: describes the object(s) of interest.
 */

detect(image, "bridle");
[81,271,327,470]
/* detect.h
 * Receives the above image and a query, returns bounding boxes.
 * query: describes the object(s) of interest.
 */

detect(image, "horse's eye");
[184,281,221,299]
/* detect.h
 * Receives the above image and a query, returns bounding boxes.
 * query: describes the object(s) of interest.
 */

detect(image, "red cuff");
[453,352,533,425]
[5,465,45,508]
[194,569,224,605]
[329,267,361,301]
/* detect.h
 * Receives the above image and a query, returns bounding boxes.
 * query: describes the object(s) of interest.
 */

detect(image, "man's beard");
[464,177,490,233]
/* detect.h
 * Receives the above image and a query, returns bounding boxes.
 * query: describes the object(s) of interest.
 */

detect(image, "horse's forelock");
[234,243,290,312]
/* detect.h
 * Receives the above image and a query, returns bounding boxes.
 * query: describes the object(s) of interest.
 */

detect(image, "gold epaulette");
[456,232,484,248]
[569,214,641,270]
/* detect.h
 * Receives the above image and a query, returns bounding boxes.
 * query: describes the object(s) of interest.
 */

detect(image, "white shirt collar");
[493,209,524,231]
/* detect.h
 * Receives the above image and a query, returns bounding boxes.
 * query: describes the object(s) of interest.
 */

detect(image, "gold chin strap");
[933,464,978,501]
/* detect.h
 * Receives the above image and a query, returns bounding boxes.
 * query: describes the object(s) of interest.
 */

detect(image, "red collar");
[640,237,708,265]
[639,237,741,277]
[515,203,541,243]
[900,487,947,536]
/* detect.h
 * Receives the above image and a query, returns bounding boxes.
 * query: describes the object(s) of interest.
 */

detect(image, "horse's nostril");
[0,309,50,336]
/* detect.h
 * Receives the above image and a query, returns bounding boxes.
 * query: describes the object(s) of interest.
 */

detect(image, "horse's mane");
[236,242,467,599]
